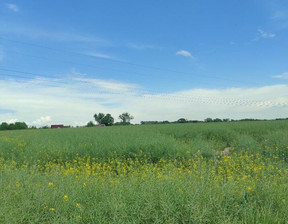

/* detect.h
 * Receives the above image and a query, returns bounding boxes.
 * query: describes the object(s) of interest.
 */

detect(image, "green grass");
[0,121,288,223]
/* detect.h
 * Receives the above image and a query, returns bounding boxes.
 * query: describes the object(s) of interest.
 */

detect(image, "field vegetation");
[1,121,288,223]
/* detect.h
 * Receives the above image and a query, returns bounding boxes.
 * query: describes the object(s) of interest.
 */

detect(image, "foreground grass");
[0,121,288,223]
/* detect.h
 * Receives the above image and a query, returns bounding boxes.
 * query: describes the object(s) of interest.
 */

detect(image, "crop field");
[1,121,288,223]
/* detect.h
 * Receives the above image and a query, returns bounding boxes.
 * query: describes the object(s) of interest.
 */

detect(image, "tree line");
[140,117,288,125]
[1,115,287,131]
[0,122,28,130]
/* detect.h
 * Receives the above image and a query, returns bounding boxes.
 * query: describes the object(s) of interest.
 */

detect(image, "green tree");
[94,113,105,124]
[177,118,187,123]
[0,122,9,130]
[213,118,222,122]
[205,118,213,122]
[101,114,114,126]
[119,112,134,124]
[14,122,28,129]
[0,122,28,130]
[86,121,95,127]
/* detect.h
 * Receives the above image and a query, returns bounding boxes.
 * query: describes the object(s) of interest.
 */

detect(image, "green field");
[1,121,288,223]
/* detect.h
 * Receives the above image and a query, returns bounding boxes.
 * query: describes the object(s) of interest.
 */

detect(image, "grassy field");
[1,121,288,223]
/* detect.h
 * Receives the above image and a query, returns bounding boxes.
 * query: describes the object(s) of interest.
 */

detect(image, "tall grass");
[0,120,288,223]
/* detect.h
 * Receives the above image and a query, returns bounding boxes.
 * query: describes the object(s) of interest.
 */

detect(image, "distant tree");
[177,118,187,123]
[40,125,49,129]
[86,121,95,127]
[223,118,230,122]
[119,112,134,124]
[213,118,222,122]
[0,122,9,130]
[9,123,15,130]
[94,113,105,124]
[101,114,114,126]
[0,122,28,130]
[205,118,213,122]
[14,122,28,129]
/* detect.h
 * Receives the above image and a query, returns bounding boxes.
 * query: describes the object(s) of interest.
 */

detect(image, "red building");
[51,124,69,129]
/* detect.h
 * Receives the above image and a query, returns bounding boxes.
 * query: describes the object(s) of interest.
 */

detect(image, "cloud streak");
[84,52,114,59]
[73,77,140,92]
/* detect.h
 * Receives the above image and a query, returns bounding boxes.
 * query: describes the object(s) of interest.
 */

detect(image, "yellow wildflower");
[63,195,68,201]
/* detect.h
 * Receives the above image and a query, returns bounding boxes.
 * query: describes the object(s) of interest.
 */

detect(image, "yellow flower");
[83,182,87,187]
[48,182,54,187]
[247,187,252,191]
[76,203,81,208]
[63,195,68,201]
[77,215,82,220]
[49,208,55,211]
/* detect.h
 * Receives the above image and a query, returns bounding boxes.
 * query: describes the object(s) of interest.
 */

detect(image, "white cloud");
[273,72,288,79]
[32,116,52,126]
[0,75,287,126]
[254,29,276,40]
[6,3,19,12]
[176,50,194,58]
[8,118,18,123]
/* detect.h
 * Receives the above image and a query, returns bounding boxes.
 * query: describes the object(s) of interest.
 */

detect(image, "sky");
[0,0,288,126]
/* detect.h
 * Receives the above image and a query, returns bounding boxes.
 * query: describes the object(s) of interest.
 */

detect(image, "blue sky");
[0,0,288,126]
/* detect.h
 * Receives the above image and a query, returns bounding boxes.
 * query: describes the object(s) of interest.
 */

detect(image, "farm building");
[51,124,69,129]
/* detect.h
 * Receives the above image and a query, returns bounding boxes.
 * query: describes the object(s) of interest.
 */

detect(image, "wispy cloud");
[273,72,288,80]
[254,29,276,41]
[6,3,19,12]
[176,50,194,58]
[267,1,288,30]
[0,21,105,43]
[271,11,288,20]
[84,52,114,59]
[73,77,139,92]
